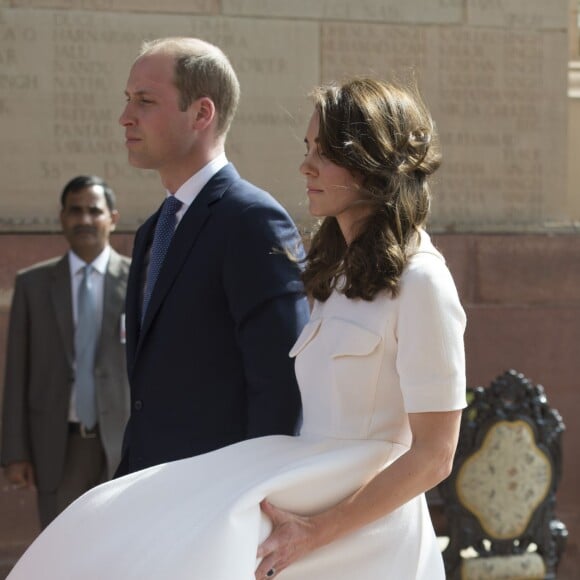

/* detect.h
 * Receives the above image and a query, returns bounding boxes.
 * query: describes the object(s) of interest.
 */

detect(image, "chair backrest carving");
[439,370,567,580]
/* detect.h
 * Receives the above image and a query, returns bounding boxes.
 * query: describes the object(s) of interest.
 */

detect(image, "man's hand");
[3,462,36,490]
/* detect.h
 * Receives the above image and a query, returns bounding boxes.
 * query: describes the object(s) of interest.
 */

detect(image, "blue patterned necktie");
[142,195,183,318]
[75,264,98,429]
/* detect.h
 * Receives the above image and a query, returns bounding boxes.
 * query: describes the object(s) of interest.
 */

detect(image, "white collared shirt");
[170,152,228,226]
[68,245,111,422]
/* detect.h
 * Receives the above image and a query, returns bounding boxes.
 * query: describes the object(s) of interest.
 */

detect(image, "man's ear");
[110,209,120,231]
[191,97,216,131]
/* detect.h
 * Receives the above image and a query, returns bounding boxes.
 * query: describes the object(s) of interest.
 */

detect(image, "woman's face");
[300,111,369,243]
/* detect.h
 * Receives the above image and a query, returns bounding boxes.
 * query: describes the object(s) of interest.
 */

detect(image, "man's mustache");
[72,226,97,235]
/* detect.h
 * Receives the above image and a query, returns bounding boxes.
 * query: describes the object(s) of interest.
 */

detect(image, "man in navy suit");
[116,37,309,475]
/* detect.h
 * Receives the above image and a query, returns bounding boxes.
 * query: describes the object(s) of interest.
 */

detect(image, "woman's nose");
[299,156,315,176]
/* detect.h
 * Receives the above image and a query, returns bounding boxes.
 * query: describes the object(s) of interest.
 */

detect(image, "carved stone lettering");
[321,22,567,230]
[0,6,570,232]
[467,0,567,30]
[0,8,318,231]
[12,0,218,14]
[222,0,461,24]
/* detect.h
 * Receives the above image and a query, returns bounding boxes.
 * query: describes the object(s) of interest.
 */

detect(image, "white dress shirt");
[170,152,229,226]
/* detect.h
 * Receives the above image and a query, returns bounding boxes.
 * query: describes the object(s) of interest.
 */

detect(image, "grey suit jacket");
[0,248,131,492]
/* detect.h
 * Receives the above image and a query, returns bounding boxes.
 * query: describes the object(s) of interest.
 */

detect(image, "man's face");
[119,52,197,183]
[60,185,118,262]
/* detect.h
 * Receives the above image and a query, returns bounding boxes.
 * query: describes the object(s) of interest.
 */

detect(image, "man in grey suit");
[0,175,131,528]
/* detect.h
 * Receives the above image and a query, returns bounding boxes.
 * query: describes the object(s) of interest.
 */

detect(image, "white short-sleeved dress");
[8,230,466,580]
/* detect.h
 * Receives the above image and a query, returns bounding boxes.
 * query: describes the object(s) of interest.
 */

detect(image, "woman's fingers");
[255,555,279,579]
[257,501,283,558]
[260,499,282,522]
[257,499,322,577]
[256,500,295,578]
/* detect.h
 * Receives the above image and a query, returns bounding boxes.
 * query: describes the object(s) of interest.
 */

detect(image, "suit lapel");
[136,164,239,352]
[50,255,74,367]
[137,201,211,342]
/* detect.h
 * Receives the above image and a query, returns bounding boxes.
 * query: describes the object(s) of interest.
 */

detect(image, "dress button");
[134,400,143,411]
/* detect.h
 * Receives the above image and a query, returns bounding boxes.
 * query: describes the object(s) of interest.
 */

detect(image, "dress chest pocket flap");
[324,318,382,358]
[289,319,322,358]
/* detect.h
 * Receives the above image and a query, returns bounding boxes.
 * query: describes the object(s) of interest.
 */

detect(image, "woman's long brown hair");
[302,78,442,301]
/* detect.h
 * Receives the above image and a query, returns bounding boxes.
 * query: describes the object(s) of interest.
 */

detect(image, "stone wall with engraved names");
[0,7,317,229]
[0,0,572,233]
[10,0,219,13]
[321,22,568,229]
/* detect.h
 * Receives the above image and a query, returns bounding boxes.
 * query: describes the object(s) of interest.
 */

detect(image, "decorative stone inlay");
[457,420,551,539]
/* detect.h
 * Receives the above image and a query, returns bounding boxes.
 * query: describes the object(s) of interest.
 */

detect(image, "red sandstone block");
[0,236,68,292]
[465,305,580,389]
[474,235,580,305]
[0,234,134,300]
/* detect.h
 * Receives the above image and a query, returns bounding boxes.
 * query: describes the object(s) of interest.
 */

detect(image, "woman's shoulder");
[401,230,459,297]
[405,230,449,273]
[407,229,445,262]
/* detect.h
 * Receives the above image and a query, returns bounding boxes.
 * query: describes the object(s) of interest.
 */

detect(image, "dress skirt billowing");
[7,434,444,580]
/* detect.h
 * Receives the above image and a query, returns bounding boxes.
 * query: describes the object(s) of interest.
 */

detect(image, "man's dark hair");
[60,175,116,212]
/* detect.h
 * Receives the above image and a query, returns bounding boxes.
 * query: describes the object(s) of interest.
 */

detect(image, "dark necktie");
[75,264,98,429]
[142,195,183,317]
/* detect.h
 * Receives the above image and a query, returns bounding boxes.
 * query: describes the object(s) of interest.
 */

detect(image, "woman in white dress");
[8,78,466,580]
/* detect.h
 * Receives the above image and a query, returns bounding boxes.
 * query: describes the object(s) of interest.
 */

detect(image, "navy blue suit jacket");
[116,164,309,475]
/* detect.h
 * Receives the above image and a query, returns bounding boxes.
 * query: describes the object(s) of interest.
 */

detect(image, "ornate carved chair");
[439,370,567,580]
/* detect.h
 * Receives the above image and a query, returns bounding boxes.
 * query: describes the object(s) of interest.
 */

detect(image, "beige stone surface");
[568,81,580,223]
[467,0,568,30]
[322,22,569,231]
[569,0,579,59]
[10,0,218,13]
[0,8,318,231]
[0,4,573,233]
[222,0,462,24]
